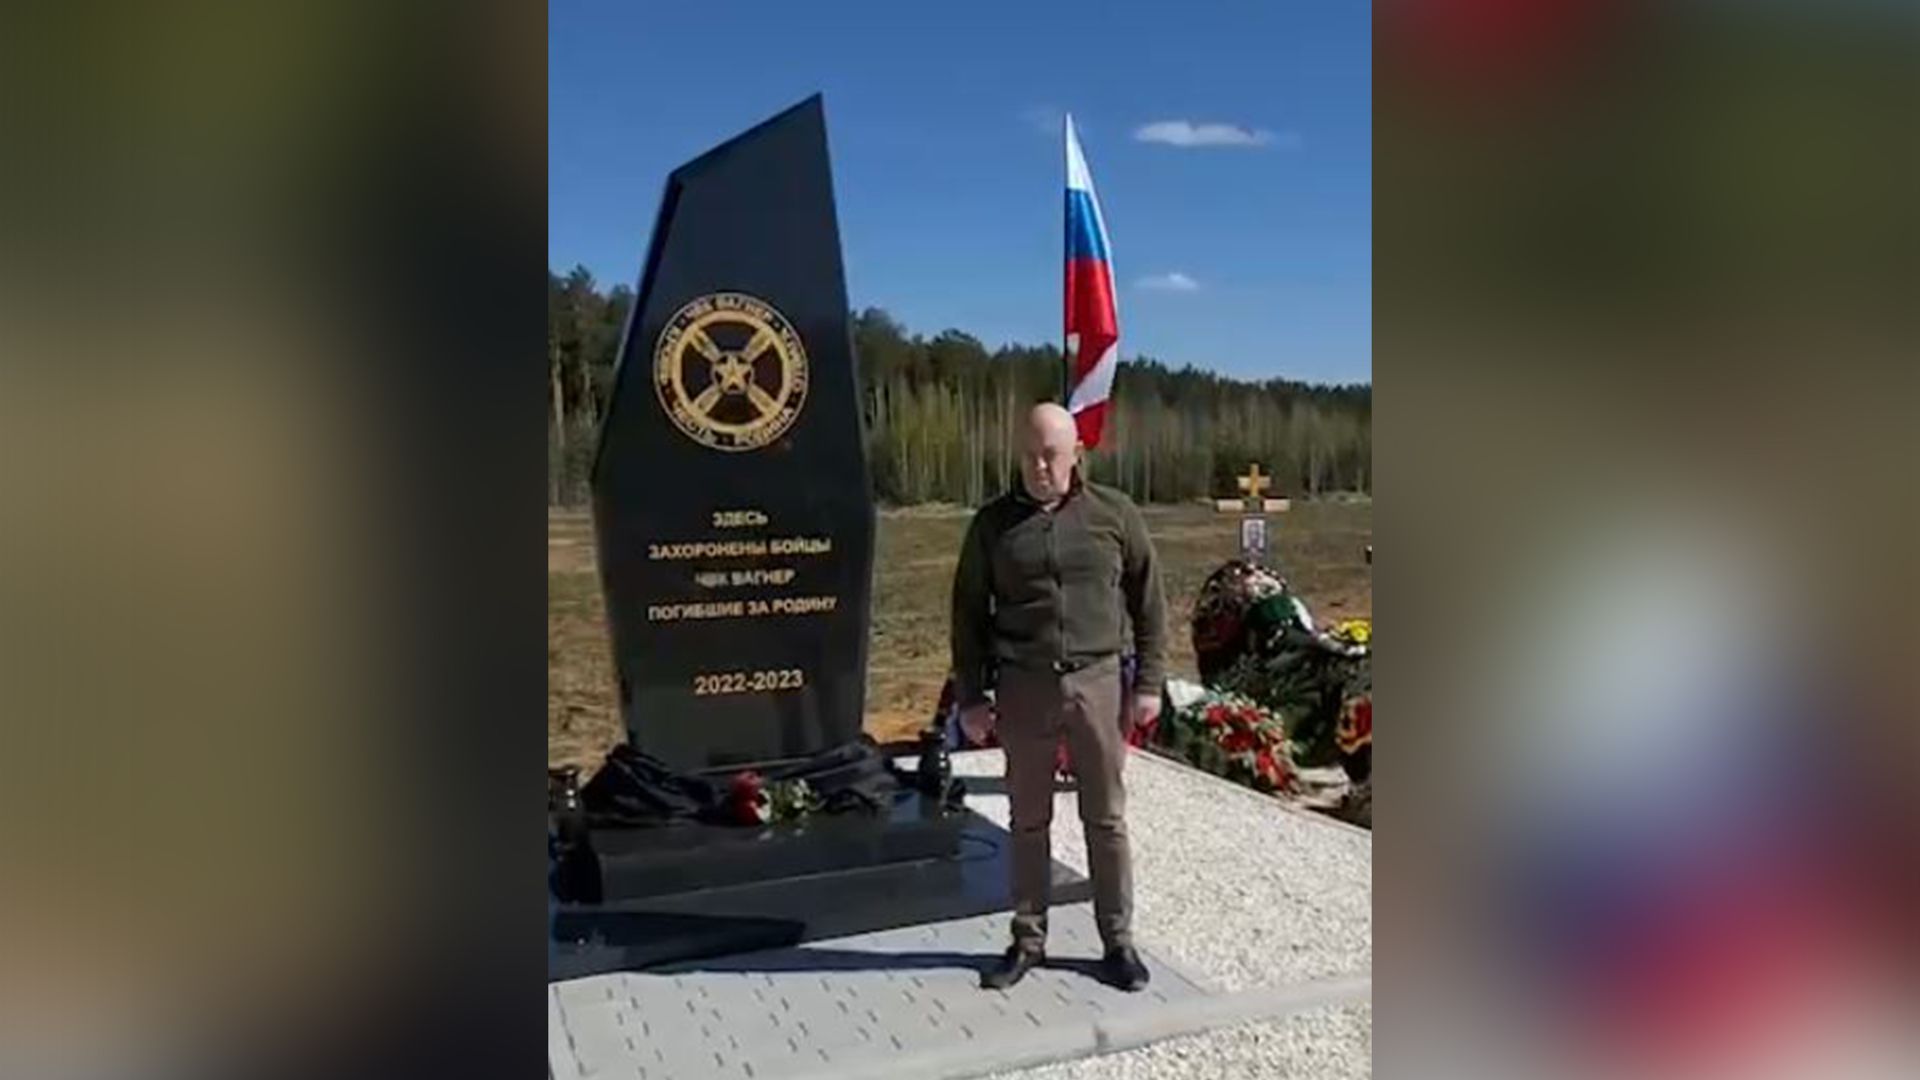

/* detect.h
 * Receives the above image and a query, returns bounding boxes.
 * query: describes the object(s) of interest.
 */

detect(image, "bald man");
[951,402,1168,991]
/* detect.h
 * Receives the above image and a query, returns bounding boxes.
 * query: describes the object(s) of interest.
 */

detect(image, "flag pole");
[1061,113,1072,406]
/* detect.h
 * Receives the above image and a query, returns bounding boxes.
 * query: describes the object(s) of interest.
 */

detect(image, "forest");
[549,266,1371,507]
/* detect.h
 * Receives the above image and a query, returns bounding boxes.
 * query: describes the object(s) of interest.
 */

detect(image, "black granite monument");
[551,97,1089,979]
[592,95,874,773]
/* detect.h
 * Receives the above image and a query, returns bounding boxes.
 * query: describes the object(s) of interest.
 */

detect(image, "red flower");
[1337,696,1373,755]
[1254,747,1289,790]
[1204,704,1228,728]
[1220,728,1257,755]
[727,770,768,825]
[1128,716,1157,748]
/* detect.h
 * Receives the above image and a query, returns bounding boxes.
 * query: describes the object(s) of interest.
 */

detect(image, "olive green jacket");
[950,476,1168,707]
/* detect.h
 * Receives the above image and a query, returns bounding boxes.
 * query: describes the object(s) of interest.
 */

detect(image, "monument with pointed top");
[591,95,875,774]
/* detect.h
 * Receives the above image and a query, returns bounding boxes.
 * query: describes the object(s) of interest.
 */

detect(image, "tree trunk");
[550,344,565,505]
[574,352,595,503]
[1144,419,1153,503]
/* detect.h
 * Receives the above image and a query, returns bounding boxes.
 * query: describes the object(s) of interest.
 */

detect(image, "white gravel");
[950,747,1372,991]
[949,747,1372,1078]
[986,1003,1373,1080]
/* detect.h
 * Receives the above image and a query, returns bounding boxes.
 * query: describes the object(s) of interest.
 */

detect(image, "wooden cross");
[1236,464,1271,502]
[1214,463,1291,515]
[1214,462,1291,564]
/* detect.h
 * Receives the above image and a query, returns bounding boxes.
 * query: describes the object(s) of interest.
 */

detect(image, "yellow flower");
[1334,618,1371,645]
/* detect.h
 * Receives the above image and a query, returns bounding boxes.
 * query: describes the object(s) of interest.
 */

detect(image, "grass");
[549,500,1370,770]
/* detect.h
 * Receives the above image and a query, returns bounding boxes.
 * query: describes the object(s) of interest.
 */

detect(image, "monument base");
[549,787,1090,980]
[592,785,968,901]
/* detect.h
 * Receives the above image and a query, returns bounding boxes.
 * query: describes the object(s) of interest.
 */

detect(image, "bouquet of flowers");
[723,772,825,826]
[1215,627,1369,770]
[1187,560,1372,785]
[1191,561,1298,683]
[1330,618,1371,647]
[1159,689,1297,794]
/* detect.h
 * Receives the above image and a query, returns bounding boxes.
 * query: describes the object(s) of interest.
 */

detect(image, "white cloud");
[1133,120,1299,149]
[1137,272,1201,292]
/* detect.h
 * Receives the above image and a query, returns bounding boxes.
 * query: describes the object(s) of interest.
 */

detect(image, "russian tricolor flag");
[1064,115,1118,449]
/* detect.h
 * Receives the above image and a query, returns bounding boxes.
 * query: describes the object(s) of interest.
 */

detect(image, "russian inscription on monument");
[591,96,875,773]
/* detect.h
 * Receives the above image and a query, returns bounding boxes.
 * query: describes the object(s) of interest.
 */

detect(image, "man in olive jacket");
[951,402,1168,992]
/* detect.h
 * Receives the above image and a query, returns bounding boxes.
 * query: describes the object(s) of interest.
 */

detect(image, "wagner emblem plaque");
[653,292,809,452]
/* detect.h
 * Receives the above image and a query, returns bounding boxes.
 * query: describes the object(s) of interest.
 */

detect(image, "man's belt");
[1002,654,1117,676]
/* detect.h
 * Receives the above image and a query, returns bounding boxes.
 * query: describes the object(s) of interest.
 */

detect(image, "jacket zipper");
[1045,507,1063,668]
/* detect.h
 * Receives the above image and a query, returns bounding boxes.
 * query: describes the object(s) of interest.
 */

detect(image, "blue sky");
[549,1,1371,385]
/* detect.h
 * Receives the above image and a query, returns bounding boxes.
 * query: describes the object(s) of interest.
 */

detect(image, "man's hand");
[1128,692,1162,733]
[958,703,996,746]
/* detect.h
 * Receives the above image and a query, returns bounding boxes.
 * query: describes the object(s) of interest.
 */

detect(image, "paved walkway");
[549,748,1372,1079]
[550,903,1212,1080]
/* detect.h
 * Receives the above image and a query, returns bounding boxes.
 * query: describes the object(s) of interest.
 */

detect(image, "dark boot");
[1101,945,1149,991]
[980,944,1045,990]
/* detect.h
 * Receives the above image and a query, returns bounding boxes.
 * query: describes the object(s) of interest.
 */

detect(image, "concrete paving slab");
[550,902,1209,1080]
[551,746,1373,1079]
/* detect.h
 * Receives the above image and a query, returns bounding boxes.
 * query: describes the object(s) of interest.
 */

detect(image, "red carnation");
[1337,696,1373,755]
[1255,747,1288,790]
[727,770,768,825]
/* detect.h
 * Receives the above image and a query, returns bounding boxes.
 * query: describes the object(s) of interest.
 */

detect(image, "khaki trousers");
[997,655,1132,952]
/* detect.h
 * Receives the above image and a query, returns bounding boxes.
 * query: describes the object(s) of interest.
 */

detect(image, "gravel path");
[950,747,1372,1077]
[986,1003,1372,1080]
[950,748,1372,991]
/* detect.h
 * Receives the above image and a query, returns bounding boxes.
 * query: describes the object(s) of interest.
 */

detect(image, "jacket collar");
[1012,469,1083,510]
